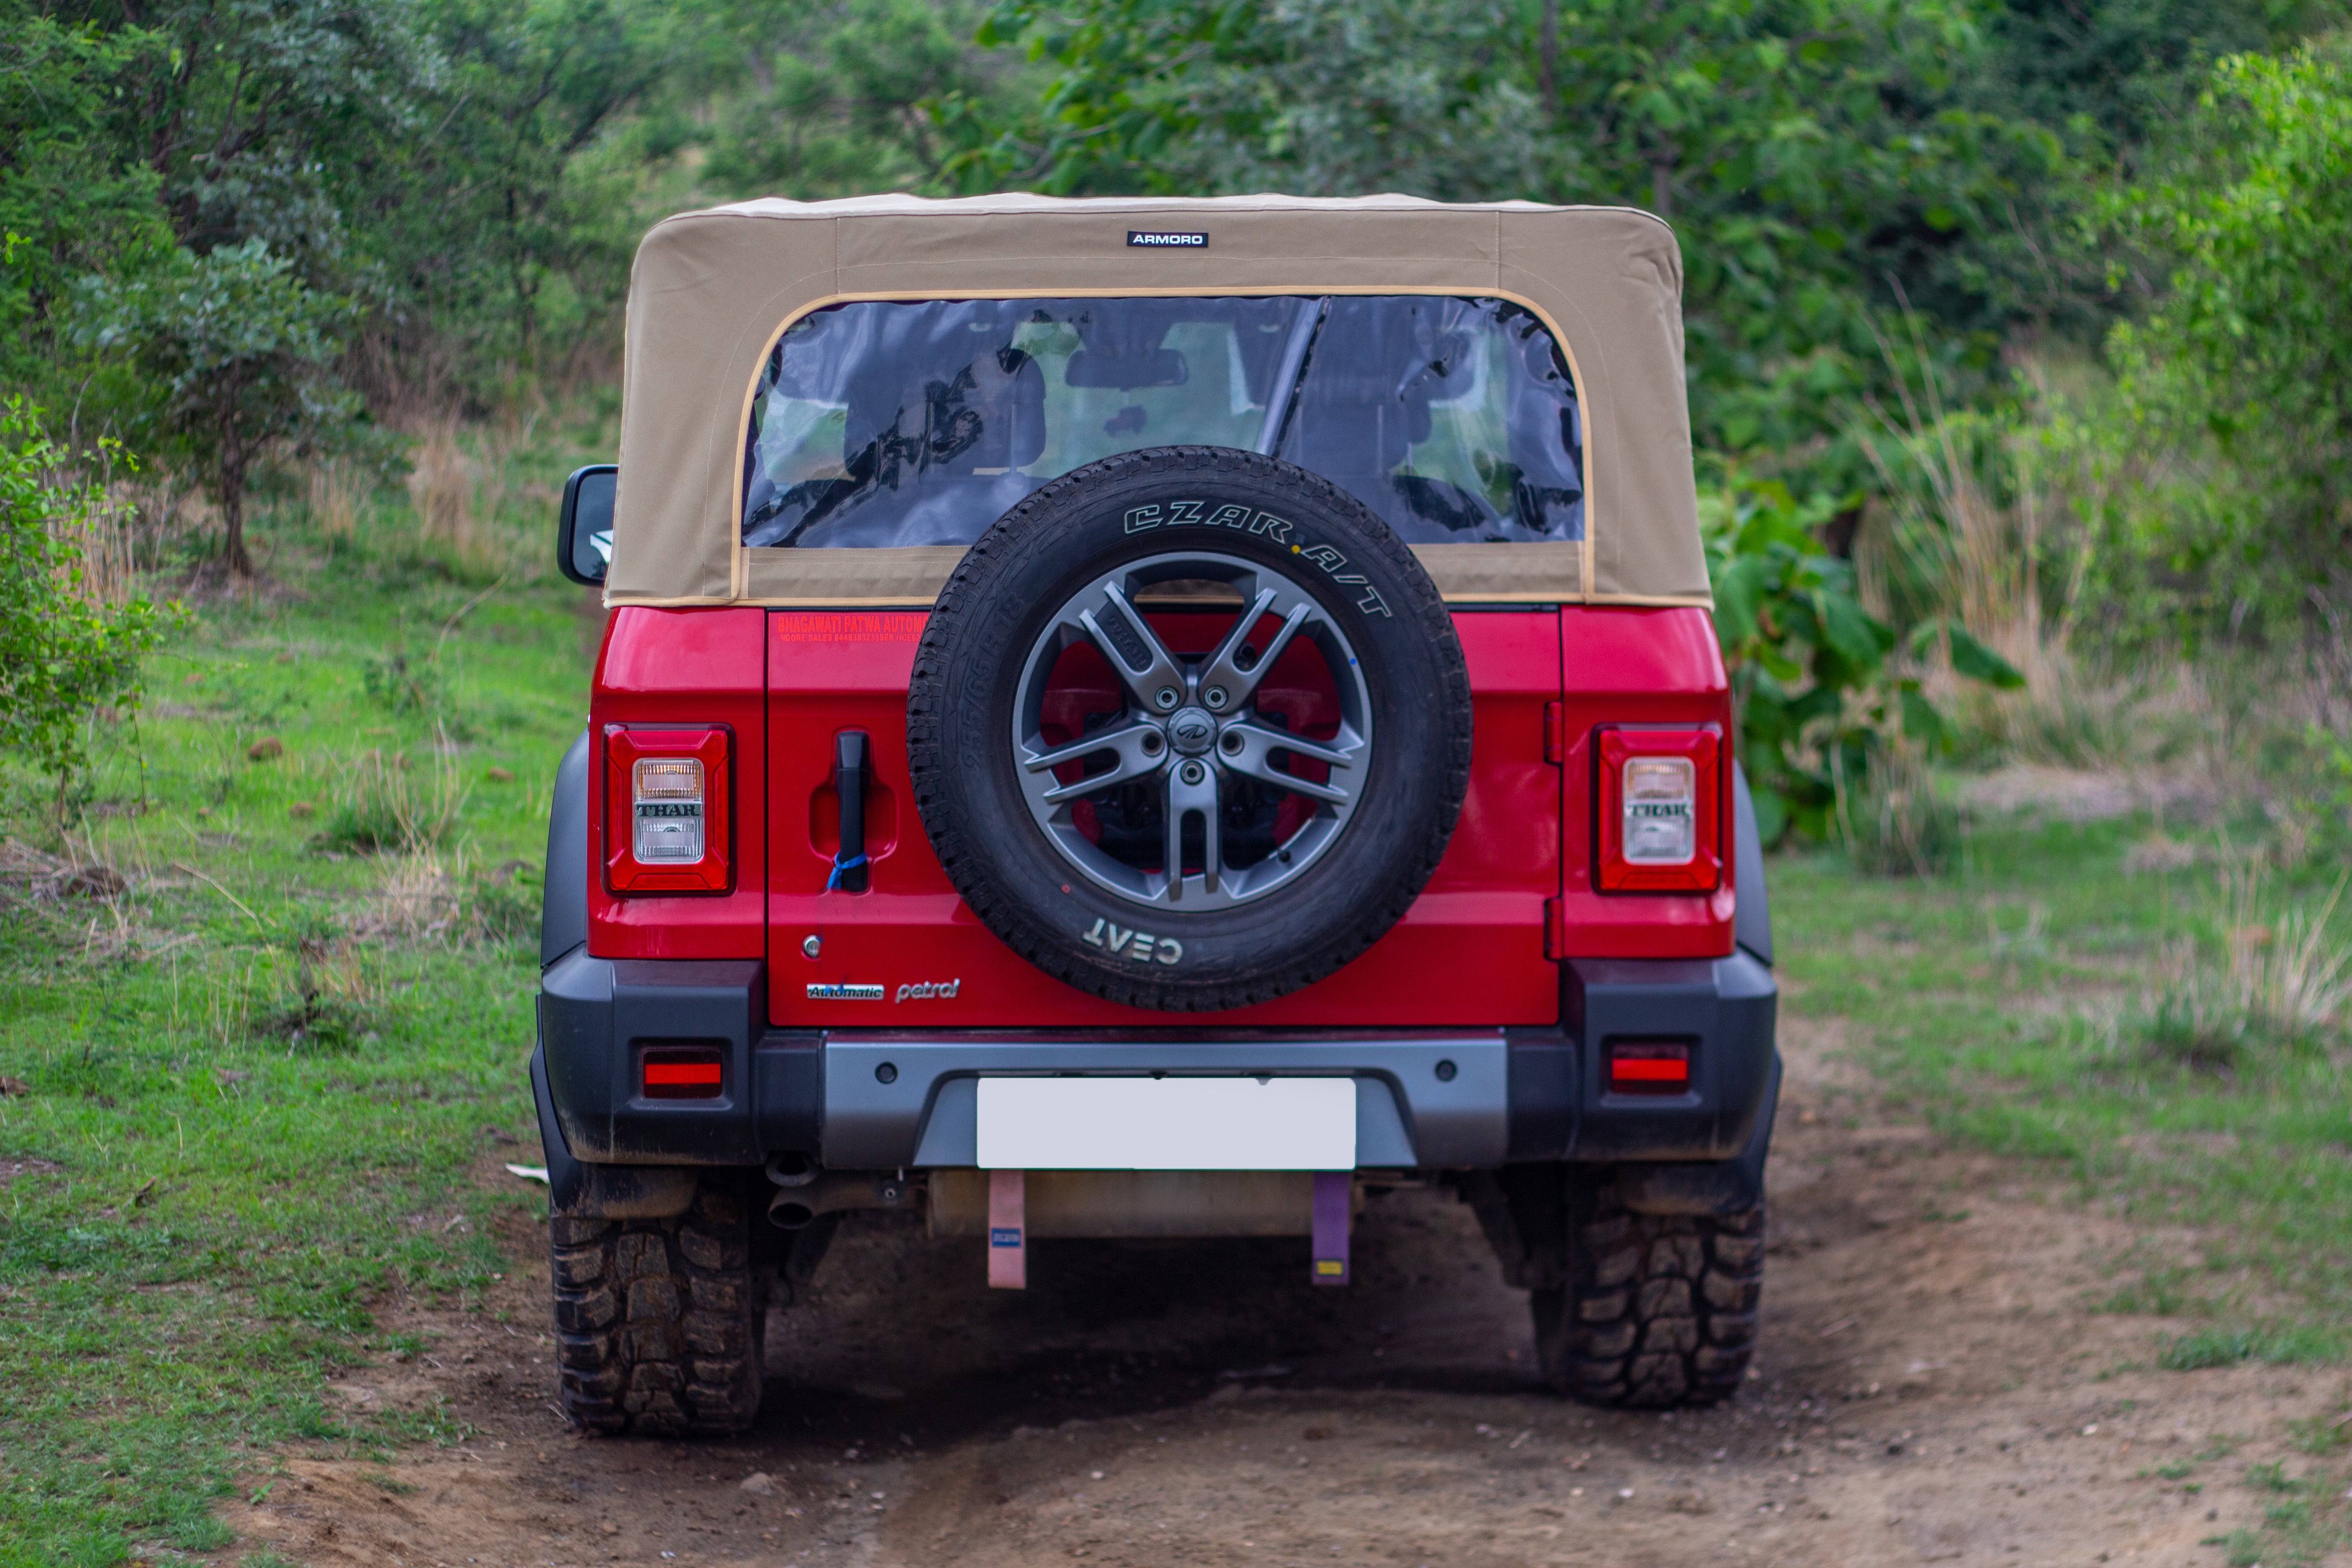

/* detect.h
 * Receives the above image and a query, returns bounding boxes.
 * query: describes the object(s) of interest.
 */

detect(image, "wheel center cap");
[1165,706,1217,756]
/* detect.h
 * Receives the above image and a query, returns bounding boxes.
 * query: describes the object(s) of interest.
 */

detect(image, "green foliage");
[1701,477,2018,843]
[74,240,362,574]
[2096,40,2352,642]
[700,0,1003,197]
[962,0,2067,477]
[0,399,168,799]
[0,12,173,388]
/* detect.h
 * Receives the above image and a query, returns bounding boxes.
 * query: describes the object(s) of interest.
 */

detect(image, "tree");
[0,399,168,805]
[2098,39,2352,637]
[959,0,2065,487]
[0,5,176,394]
[75,240,359,576]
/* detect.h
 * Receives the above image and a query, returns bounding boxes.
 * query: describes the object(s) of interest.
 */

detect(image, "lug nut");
[1154,688,1180,710]
[1141,730,1164,755]
[1204,686,1229,710]
[1180,760,1207,785]
[1220,730,1244,755]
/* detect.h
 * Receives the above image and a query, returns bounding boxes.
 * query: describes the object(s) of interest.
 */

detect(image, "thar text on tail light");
[603,725,733,893]
[1595,726,1723,893]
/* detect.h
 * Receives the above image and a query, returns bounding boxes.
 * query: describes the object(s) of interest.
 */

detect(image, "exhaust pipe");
[765,1170,915,1230]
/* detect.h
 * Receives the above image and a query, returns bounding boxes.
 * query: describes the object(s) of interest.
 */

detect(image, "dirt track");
[222,1019,2347,1567]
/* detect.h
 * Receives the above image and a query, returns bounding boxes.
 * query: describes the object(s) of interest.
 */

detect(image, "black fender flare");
[1730,760,1772,967]
[542,730,590,968]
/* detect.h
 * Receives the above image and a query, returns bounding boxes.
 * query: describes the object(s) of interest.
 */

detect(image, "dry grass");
[401,413,556,575]
[307,459,367,538]
[316,740,469,855]
[361,850,461,941]
[2136,858,2352,1070]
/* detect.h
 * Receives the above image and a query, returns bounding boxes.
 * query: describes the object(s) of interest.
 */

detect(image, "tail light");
[605,725,732,892]
[642,1045,724,1099]
[1606,1039,1691,1095]
[1595,727,1722,892]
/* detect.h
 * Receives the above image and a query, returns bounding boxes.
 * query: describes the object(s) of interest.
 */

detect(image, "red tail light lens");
[604,725,732,893]
[1595,727,1723,892]
[642,1045,724,1100]
[1607,1040,1691,1095]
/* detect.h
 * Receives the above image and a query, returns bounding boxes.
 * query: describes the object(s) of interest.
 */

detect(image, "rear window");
[741,294,1583,550]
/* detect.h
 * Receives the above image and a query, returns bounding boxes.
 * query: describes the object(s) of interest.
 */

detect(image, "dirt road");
[221,1020,2347,1567]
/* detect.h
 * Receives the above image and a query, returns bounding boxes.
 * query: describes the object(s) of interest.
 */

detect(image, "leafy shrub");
[2098,41,2352,642]
[1704,479,2020,843]
[0,399,170,804]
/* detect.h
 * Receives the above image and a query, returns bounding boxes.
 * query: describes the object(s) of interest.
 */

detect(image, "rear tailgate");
[766,608,1564,1028]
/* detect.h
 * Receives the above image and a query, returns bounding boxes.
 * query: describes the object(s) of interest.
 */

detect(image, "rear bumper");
[536,946,1776,1173]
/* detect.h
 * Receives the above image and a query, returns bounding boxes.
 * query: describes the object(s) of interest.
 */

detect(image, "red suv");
[536,195,1778,1436]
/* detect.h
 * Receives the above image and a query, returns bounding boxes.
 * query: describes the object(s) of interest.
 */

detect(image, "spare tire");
[907,446,1472,1012]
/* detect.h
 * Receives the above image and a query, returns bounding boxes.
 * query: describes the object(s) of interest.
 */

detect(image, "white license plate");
[974,1076,1356,1171]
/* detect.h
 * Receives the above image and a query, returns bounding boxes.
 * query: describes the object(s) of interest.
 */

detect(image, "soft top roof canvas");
[606,193,1708,609]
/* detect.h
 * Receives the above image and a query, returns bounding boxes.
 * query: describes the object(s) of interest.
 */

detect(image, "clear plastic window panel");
[740,295,1583,551]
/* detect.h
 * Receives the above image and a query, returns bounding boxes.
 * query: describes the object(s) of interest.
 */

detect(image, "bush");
[0,398,169,806]
[2098,41,2352,642]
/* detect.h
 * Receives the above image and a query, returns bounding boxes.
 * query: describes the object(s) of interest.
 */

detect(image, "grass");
[1774,809,2352,1342]
[0,420,605,1563]
[0,406,2347,1560]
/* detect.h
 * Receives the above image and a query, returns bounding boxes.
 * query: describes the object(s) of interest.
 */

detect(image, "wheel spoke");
[1196,586,1316,711]
[1161,761,1221,902]
[1021,720,1165,804]
[1215,718,1360,805]
[1011,548,1374,914]
[1077,581,1188,712]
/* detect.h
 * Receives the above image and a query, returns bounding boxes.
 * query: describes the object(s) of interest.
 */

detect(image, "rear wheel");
[1531,1182,1764,1408]
[549,1178,766,1436]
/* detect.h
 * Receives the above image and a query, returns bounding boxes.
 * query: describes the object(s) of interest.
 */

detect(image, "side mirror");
[558,465,617,586]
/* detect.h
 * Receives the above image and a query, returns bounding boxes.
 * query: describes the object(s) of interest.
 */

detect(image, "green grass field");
[1,476,2346,1563]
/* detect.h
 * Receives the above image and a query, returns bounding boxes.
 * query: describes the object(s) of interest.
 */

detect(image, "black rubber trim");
[1731,760,1771,966]
[531,1040,587,1215]
[1615,1051,1781,1217]
[541,730,590,969]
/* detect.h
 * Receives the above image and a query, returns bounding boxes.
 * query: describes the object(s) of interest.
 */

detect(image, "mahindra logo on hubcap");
[1166,707,1216,755]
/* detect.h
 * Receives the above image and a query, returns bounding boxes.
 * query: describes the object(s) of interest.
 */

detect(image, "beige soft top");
[606,192,1707,609]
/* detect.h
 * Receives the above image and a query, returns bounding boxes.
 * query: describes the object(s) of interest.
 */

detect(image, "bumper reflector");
[642,1047,724,1099]
[1607,1040,1691,1095]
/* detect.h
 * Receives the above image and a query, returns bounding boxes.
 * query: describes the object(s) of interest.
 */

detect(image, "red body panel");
[587,608,767,959]
[766,609,1562,1029]
[583,600,1736,994]
[1557,607,1737,956]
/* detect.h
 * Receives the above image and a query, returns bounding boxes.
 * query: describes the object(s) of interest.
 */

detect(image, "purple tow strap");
[1311,1171,1351,1286]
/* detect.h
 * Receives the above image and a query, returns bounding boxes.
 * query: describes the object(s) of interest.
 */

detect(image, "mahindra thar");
[535,193,1779,1436]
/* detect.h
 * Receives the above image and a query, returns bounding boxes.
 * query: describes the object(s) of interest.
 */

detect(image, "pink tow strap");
[1311,1171,1351,1285]
[988,1169,1027,1289]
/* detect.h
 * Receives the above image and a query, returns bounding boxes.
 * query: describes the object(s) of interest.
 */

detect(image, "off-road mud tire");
[907,445,1472,1012]
[549,1180,766,1436]
[1532,1185,1765,1408]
